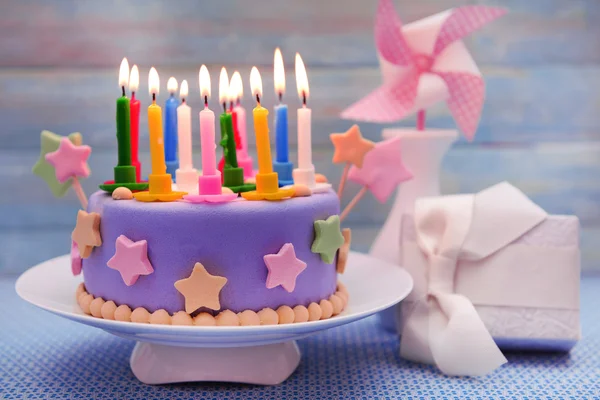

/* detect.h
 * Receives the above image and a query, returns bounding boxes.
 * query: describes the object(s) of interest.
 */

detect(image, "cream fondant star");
[71,210,102,258]
[174,263,228,314]
[330,125,375,168]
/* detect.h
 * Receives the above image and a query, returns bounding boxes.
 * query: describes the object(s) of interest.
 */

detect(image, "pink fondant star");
[70,240,82,276]
[263,243,307,293]
[107,235,154,286]
[347,137,412,203]
[45,137,91,183]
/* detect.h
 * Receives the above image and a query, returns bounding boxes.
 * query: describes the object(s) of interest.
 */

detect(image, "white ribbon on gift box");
[399,182,580,376]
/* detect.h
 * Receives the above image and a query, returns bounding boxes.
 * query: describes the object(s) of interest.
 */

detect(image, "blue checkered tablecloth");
[1,276,599,399]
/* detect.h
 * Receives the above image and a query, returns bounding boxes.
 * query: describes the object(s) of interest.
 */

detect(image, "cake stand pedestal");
[130,341,300,385]
[16,251,412,386]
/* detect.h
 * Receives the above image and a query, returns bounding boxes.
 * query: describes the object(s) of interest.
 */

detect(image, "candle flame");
[129,65,139,92]
[229,71,243,103]
[180,80,188,99]
[167,77,178,95]
[295,53,309,103]
[250,66,262,101]
[274,48,285,97]
[148,67,160,97]
[199,65,211,99]
[119,57,129,88]
[219,67,229,105]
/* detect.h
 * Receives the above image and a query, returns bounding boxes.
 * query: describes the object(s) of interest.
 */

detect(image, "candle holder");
[273,161,294,187]
[166,160,179,182]
[184,172,238,203]
[99,165,149,193]
[292,166,331,194]
[241,171,294,201]
[133,173,186,202]
[175,167,199,194]
[237,156,255,179]
[223,167,256,193]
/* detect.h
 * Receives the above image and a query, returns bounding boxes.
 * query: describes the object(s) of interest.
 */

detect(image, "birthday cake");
[33,48,367,326]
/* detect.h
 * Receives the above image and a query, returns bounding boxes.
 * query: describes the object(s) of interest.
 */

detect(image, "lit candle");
[219,68,238,169]
[199,65,216,176]
[133,67,185,202]
[274,48,289,164]
[295,53,312,171]
[148,67,166,175]
[177,80,192,171]
[129,65,141,182]
[250,67,272,176]
[98,58,146,192]
[241,67,294,201]
[116,58,131,167]
[183,66,237,203]
[164,77,179,177]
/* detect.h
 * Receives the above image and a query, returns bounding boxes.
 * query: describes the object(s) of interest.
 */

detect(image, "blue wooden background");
[1,0,599,275]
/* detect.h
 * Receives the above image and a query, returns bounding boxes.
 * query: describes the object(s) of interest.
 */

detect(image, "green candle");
[220,112,238,169]
[117,94,132,166]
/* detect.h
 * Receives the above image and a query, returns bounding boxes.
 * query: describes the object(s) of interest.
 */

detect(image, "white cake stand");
[16,252,413,385]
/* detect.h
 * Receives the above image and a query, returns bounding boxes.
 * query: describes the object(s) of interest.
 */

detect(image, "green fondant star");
[32,130,83,197]
[311,215,345,264]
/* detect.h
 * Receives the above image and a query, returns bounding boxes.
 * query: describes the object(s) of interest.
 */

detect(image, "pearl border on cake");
[76,282,349,326]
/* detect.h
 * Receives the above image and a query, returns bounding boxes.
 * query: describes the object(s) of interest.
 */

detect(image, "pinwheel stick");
[417,110,426,131]
[71,177,88,210]
[340,186,368,222]
[337,163,351,199]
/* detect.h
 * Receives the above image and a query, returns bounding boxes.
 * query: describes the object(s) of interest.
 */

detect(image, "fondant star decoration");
[45,137,91,183]
[107,235,154,286]
[337,228,352,274]
[330,124,375,168]
[71,210,102,258]
[347,136,413,203]
[32,130,83,197]
[263,243,307,293]
[312,215,345,264]
[70,240,82,276]
[174,262,228,313]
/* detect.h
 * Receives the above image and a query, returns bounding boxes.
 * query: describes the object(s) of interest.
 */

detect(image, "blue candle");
[274,104,289,163]
[164,77,179,164]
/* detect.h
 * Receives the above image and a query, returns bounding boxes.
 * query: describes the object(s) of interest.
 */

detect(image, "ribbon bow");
[341,0,506,140]
[400,182,547,376]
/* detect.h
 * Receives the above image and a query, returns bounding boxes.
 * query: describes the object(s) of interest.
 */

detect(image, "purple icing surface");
[82,190,340,314]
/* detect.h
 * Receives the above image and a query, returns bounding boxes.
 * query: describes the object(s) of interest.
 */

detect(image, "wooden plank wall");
[1,0,599,274]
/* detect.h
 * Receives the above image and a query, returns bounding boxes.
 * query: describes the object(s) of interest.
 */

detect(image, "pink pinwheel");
[341,0,506,140]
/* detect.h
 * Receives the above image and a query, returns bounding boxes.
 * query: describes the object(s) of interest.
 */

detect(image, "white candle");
[177,80,192,170]
[295,53,312,170]
[199,65,217,176]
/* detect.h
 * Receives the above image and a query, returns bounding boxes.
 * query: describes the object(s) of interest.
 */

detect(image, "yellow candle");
[253,105,273,175]
[147,67,166,175]
[148,102,166,175]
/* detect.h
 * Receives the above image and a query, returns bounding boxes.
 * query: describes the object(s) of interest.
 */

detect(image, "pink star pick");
[107,235,154,286]
[45,137,91,183]
[347,137,412,203]
[263,243,307,293]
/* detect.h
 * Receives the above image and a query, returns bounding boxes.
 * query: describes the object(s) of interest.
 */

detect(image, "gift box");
[398,182,580,376]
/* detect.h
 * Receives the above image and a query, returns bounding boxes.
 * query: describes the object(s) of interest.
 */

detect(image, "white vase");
[371,128,458,332]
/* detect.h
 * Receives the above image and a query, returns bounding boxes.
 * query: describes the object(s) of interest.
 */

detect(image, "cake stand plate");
[16,252,413,385]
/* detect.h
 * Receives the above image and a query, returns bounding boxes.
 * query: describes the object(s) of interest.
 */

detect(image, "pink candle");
[199,65,216,176]
[234,104,248,158]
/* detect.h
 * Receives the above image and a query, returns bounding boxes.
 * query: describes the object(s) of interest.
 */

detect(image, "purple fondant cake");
[81,189,343,317]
